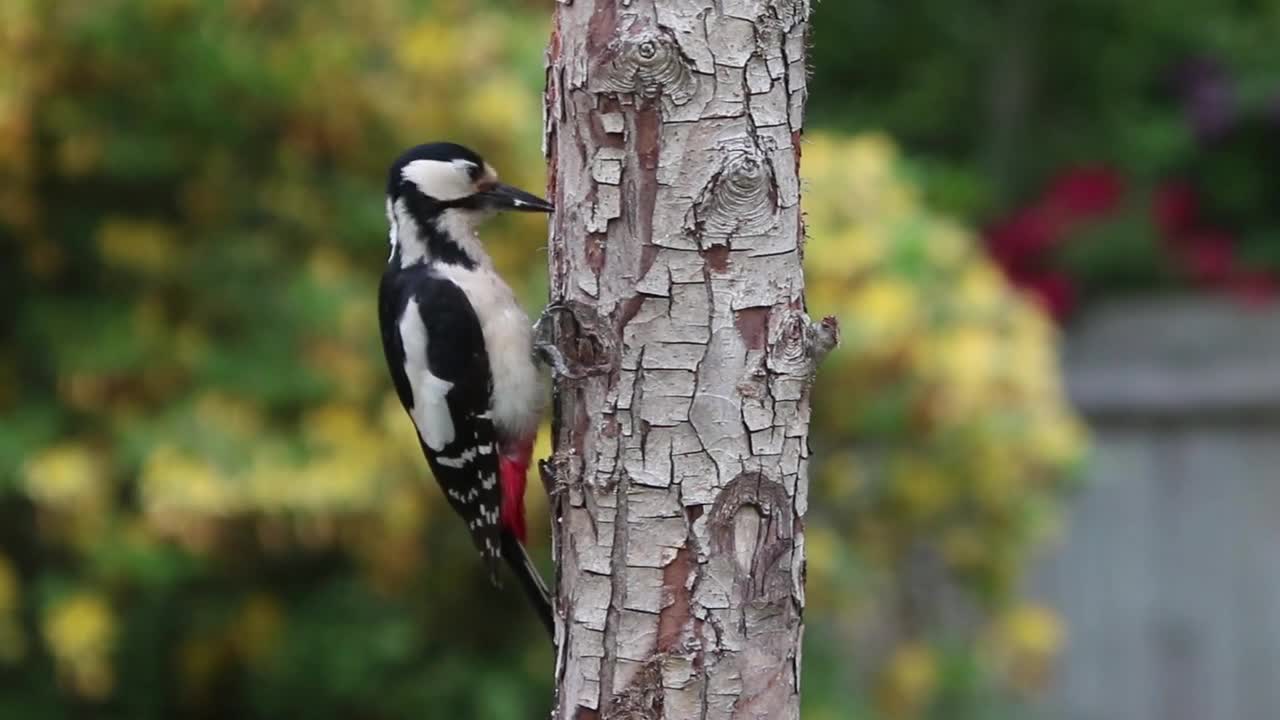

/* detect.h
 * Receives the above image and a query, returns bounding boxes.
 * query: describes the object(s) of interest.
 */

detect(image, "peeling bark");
[543,2,819,717]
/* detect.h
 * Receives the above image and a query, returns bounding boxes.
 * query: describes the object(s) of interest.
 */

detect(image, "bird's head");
[388,142,552,221]
[385,142,552,268]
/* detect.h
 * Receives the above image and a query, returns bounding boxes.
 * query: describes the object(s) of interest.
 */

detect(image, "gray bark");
[540,2,825,718]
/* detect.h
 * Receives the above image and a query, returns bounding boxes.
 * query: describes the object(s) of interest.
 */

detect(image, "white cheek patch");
[402,159,477,201]
[398,298,456,451]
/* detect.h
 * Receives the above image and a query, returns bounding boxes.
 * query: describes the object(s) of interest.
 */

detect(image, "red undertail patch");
[498,439,533,543]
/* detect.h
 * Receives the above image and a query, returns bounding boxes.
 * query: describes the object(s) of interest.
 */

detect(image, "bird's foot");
[532,303,583,379]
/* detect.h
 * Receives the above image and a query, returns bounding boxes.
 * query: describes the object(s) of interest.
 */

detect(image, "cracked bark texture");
[542,1,816,718]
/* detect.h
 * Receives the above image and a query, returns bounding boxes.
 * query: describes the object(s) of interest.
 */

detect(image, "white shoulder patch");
[398,297,455,451]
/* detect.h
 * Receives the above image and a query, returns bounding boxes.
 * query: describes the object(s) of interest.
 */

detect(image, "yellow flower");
[877,642,938,718]
[396,22,461,76]
[195,392,265,439]
[923,221,970,268]
[955,263,1007,317]
[22,443,104,510]
[929,323,999,421]
[244,450,299,512]
[461,74,536,139]
[95,218,179,275]
[937,324,997,381]
[804,524,841,581]
[1029,416,1088,470]
[302,403,370,450]
[890,455,951,520]
[140,445,237,516]
[380,481,428,536]
[846,132,898,186]
[800,135,838,179]
[43,592,117,699]
[992,604,1066,692]
[301,451,381,511]
[971,450,1022,511]
[1003,602,1064,653]
[845,276,919,348]
[805,227,885,278]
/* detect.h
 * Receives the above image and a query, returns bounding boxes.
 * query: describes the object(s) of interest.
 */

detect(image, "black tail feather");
[500,531,555,640]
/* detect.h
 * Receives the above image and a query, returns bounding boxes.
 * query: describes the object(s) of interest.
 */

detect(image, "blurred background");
[0,0,1274,718]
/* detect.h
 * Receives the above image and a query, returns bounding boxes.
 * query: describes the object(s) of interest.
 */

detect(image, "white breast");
[433,264,544,443]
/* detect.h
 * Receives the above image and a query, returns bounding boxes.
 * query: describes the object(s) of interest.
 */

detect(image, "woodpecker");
[378,142,554,636]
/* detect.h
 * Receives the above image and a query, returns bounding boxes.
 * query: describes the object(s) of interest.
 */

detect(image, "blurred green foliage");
[809,0,1280,217]
[0,1,1083,719]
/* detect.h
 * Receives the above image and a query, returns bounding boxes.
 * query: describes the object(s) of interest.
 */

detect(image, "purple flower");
[1176,56,1237,141]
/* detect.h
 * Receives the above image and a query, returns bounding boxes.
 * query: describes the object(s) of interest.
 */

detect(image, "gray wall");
[1036,298,1280,720]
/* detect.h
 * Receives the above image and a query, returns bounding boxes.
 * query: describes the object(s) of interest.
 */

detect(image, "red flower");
[1180,231,1236,284]
[1226,270,1279,305]
[986,208,1061,266]
[1152,182,1198,239]
[1021,272,1077,320]
[985,166,1125,270]
[984,163,1277,323]
[1043,166,1125,219]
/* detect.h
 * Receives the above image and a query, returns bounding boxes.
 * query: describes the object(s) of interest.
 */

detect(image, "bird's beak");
[478,183,554,213]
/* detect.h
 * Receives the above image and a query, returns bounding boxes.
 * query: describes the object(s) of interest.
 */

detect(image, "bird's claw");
[532,303,583,379]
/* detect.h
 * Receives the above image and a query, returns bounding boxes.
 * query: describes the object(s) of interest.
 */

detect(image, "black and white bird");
[377,142,554,636]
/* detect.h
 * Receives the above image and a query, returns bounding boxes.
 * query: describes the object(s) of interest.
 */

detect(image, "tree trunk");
[542,2,825,717]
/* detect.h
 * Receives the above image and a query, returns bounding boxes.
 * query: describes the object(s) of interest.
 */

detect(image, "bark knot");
[589,16,696,105]
[708,472,795,604]
[688,142,779,246]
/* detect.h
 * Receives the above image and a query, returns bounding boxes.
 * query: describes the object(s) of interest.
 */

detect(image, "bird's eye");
[473,163,500,193]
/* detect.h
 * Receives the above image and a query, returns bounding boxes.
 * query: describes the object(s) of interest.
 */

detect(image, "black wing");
[379,265,503,574]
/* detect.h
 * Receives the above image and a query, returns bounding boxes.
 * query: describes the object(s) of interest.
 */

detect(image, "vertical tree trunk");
[542,2,826,717]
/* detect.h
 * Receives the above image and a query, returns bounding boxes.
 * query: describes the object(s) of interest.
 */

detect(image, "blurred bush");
[809,2,1280,318]
[802,133,1084,720]
[1,1,556,717]
[0,1,1084,719]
